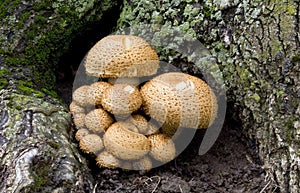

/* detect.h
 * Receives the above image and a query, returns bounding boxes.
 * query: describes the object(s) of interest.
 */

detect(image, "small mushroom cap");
[85,108,114,133]
[125,114,160,135]
[69,102,85,115]
[96,150,121,169]
[103,122,151,160]
[72,113,86,129]
[75,128,90,141]
[140,72,218,134]
[148,133,176,163]
[72,85,90,107]
[79,134,104,155]
[84,35,159,78]
[86,81,112,106]
[101,84,142,116]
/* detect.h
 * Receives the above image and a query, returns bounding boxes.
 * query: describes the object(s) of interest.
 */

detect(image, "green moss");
[291,55,300,63]
[18,81,44,98]
[29,157,52,192]
[0,0,22,18]
[0,68,10,89]
[0,79,8,89]
[1,0,119,98]
[47,140,61,149]
[0,68,10,76]
[248,93,261,102]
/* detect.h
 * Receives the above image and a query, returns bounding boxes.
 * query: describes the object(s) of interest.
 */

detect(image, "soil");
[88,123,277,193]
[57,80,277,193]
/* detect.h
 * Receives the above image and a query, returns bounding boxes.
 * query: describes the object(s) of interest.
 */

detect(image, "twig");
[259,180,271,193]
[178,184,183,193]
[133,175,161,193]
[92,183,98,193]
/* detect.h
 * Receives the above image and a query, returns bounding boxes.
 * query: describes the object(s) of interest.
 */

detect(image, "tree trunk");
[116,0,300,192]
[0,0,120,192]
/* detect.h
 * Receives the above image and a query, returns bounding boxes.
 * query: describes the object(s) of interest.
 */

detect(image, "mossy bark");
[0,0,120,192]
[116,0,300,192]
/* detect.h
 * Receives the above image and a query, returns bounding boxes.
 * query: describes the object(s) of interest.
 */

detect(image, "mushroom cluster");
[70,34,218,171]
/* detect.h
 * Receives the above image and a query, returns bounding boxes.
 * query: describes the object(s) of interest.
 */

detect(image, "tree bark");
[116,0,300,192]
[0,0,120,192]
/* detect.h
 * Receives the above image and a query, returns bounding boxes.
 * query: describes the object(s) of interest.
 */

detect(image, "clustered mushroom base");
[70,35,218,171]
[70,80,176,171]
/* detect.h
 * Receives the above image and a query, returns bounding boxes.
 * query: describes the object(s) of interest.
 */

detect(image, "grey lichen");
[0,89,93,192]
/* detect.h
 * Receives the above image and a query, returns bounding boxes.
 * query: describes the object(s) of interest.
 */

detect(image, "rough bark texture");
[116,0,300,192]
[0,0,120,192]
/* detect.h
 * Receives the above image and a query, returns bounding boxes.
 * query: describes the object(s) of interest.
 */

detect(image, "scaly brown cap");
[85,108,114,133]
[140,72,218,136]
[101,84,142,116]
[86,81,112,106]
[79,134,104,155]
[103,122,151,160]
[96,150,121,169]
[84,35,159,78]
[148,133,176,163]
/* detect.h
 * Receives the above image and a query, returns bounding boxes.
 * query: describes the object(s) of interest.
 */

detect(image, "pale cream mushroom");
[140,72,218,136]
[83,35,159,78]
[103,122,151,160]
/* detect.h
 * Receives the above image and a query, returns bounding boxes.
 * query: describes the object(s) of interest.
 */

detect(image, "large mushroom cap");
[103,122,151,160]
[140,72,218,134]
[84,35,159,78]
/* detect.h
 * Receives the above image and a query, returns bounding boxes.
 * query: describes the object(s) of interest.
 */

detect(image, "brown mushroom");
[101,84,142,117]
[125,114,160,135]
[103,122,151,160]
[148,133,176,163]
[75,128,90,141]
[72,113,86,129]
[85,81,112,106]
[84,108,114,133]
[72,85,90,107]
[79,134,104,155]
[83,35,159,78]
[140,72,218,136]
[69,101,85,115]
[96,150,121,169]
